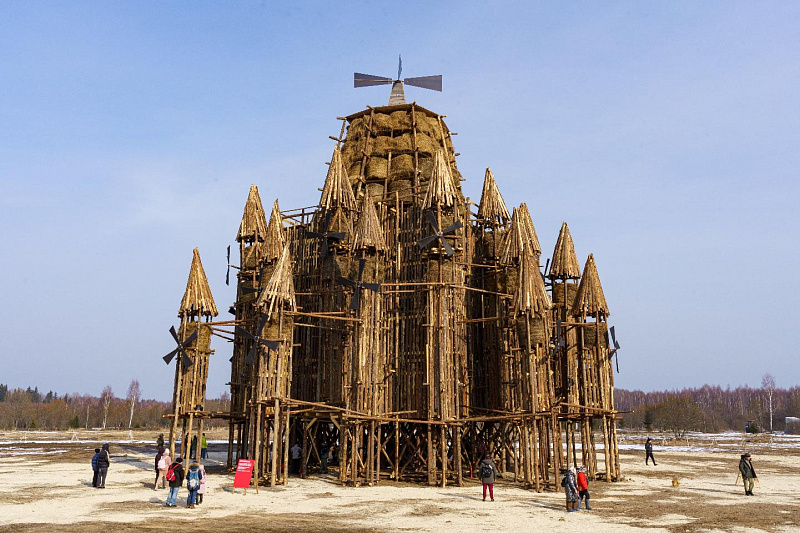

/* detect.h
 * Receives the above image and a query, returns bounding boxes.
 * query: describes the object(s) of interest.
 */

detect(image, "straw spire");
[352,197,386,252]
[517,203,541,256]
[499,206,542,265]
[263,199,285,263]
[319,147,357,212]
[477,168,510,225]
[548,222,581,279]
[514,249,552,317]
[257,243,297,319]
[237,184,268,244]
[572,254,609,318]
[178,248,219,319]
[422,150,459,210]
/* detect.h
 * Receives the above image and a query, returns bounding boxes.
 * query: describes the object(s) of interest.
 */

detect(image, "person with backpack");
[155,448,170,490]
[185,459,203,508]
[96,443,110,489]
[576,465,591,510]
[478,453,498,502]
[91,448,100,488]
[165,457,184,507]
[561,466,579,512]
[196,462,207,505]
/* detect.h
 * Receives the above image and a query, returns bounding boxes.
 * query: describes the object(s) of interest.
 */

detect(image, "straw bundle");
[366,182,385,199]
[551,282,579,310]
[263,199,285,264]
[548,222,581,279]
[572,254,609,318]
[514,249,552,317]
[237,184,268,243]
[319,147,357,211]
[371,113,392,135]
[422,150,459,210]
[390,154,415,181]
[257,244,297,319]
[388,179,413,201]
[415,133,441,157]
[477,168,510,225]
[581,327,609,350]
[179,248,219,318]
[352,197,386,252]
[389,110,411,131]
[366,157,388,180]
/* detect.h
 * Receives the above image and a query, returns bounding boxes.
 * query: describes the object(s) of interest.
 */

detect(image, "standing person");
[319,441,329,474]
[200,433,208,460]
[576,466,591,510]
[96,443,110,489]
[645,437,657,466]
[165,457,184,507]
[290,442,302,476]
[561,467,579,512]
[739,453,757,496]
[185,459,203,509]
[156,433,165,448]
[155,448,170,490]
[154,446,164,488]
[196,462,206,505]
[91,448,100,488]
[478,453,498,502]
[190,435,198,460]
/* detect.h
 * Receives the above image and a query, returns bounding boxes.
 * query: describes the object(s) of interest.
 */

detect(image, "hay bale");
[371,113,392,135]
[366,157,388,180]
[392,133,413,154]
[517,317,548,346]
[416,115,440,137]
[552,282,578,309]
[347,118,367,141]
[581,328,608,350]
[390,154,415,181]
[388,179,413,201]
[415,134,441,157]
[366,182,385,199]
[371,136,391,157]
[348,162,362,183]
[390,110,412,131]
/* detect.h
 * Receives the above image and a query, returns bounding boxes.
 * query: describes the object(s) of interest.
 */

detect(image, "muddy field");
[1,430,798,532]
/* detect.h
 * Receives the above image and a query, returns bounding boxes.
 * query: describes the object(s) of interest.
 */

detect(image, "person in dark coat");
[165,457,185,507]
[645,437,657,465]
[91,448,100,487]
[478,454,499,502]
[96,443,110,488]
[156,433,165,448]
[561,466,579,512]
[154,446,164,487]
[739,453,757,495]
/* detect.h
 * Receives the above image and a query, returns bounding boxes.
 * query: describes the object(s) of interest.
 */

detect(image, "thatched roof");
[257,243,297,319]
[422,149,459,210]
[572,254,609,318]
[548,222,581,279]
[319,147,357,211]
[499,205,541,264]
[179,248,219,319]
[477,168,510,225]
[237,184,268,244]
[352,197,386,252]
[514,249,552,317]
[263,199,285,263]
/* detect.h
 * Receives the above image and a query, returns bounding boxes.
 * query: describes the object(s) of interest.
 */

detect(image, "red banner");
[233,459,254,489]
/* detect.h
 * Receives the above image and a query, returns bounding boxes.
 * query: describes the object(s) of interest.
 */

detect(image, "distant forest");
[0,380,797,433]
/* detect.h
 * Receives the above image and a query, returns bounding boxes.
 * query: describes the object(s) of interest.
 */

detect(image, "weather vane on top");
[354,55,442,105]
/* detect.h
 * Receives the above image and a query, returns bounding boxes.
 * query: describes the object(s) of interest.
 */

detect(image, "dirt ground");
[1,430,798,532]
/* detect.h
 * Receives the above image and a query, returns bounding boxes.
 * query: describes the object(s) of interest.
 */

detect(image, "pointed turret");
[237,184,268,244]
[499,206,541,264]
[572,254,609,318]
[257,243,297,319]
[178,248,219,319]
[320,147,357,212]
[514,249,552,316]
[517,203,541,257]
[548,222,581,279]
[352,197,386,252]
[422,150,459,210]
[477,168,510,225]
[263,199,285,264]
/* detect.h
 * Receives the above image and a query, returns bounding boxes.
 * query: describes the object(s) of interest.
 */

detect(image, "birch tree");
[126,379,140,429]
[762,373,776,434]
[100,386,114,429]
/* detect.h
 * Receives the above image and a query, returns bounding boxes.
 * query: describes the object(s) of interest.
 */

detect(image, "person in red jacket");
[576,466,591,510]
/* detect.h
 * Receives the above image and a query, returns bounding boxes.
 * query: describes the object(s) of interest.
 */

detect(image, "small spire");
[257,243,297,319]
[263,199,285,263]
[517,203,541,256]
[320,147,357,212]
[352,197,386,252]
[514,249,552,316]
[548,222,581,279]
[236,184,268,244]
[477,168,510,225]
[572,254,610,317]
[499,206,541,264]
[422,150,459,210]
[179,248,218,319]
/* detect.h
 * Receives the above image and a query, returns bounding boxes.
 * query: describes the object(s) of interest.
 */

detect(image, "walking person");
[96,443,110,489]
[478,453,498,502]
[290,441,302,475]
[91,448,100,487]
[739,453,757,496]
[576,466,592,510]
[185,459,203,509]
[156,433,165,448]
[561,466,579,512]
[196,462,206,505]
[155,448,170,490]
[645,437,657,465]
[165,457,184,507]
[200,433,208,459]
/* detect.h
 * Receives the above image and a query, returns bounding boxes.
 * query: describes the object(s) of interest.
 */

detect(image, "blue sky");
[1,2,798,401]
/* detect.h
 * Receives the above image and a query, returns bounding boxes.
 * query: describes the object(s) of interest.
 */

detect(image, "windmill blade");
[182,330,198,347]
[418,234,438,250]
[610,326,620,350]
[350,285,363,311]
[357,258,366,281]
[362,282,381,292]
[441,220,463,235]
[163,348,179,365]
[169,325,181,345]
[440,237,455,257]
[245,343,258,365]
[262,339,282,352]
[181,351,194,369]
[228,305,236,316]
[556,319,565,347]
[424,210,441,233]
[226,245,231,285]
[354,72,393,88]
[404,75,442,92]
[337,276,358,288]
[234,326,256,341]
[328,231,346,242]
[254,315,269,336]
[544,258,551,276]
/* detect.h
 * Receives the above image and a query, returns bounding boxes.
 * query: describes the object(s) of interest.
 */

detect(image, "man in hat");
[738,453,757,495]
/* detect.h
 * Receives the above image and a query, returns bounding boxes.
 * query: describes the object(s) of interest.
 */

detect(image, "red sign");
[233,459,254,489]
